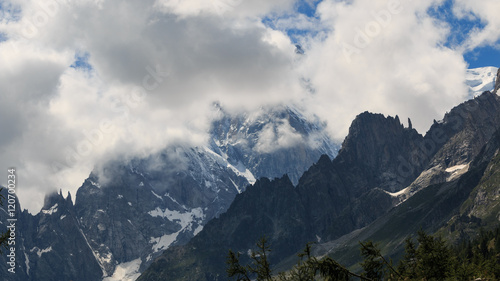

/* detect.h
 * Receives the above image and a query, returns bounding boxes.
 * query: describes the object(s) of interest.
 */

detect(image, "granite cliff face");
[396,91,500,201]
[138,111,432,281]
[316,121,500,269]
[494,68,500,94]
[2,71,498,280]
[444,128,500,238]
[0,190,103,281]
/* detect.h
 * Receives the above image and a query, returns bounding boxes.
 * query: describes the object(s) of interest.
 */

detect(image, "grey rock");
[494,68,500,94]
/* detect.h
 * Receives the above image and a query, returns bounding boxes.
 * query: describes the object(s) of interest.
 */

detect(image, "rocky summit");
[138,91,500,281]
[0,106,338,281]
[138,110,430,281]
[1,71,499,281]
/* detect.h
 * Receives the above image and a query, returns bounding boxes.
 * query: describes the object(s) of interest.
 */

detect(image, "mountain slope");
[138,111,432,281]
[0,190,103,281]
[304,91,500,270]
[139,91,500,281]
[76,106,339,279]
[394,91,500,202]
[316,125,500,270]
[443,126,500,239]
[0,106,339,281]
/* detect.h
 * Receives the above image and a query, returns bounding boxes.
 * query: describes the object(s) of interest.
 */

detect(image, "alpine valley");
[0,67,499,281]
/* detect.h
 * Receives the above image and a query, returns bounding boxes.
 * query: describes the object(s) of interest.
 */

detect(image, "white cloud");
[0,0,498,213]
[255,120,304,153]
[154,0,296,19]
[297,0,469,139]
[0,0,302,212]
[453,0,500,51]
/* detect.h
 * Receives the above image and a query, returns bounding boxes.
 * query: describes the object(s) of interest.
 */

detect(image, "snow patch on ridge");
[151,190,163,200]
[148,207,205,227]
[150,233,179,252]
[90,179,101,188]
[445,164,468,173]
[25,252,30,276]
[103,258,141,281]
[30,246,52,258]
[446,163,469,182]
[384,186,410,198]
[193,225,204,236]
[42,204,58,215]
[96,251,113,265]
[148,207,206,252]
[164,192,186,209]
[203,146,256,185]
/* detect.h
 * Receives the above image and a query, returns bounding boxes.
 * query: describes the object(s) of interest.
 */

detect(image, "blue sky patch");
[268,0,500,68]
[427,0,499,67]
[464,44,500,68]
[262,0,322,44]
[70,52,93,71]
[295,0,320,18]
[0,1,22,23]
[427,0,485,48]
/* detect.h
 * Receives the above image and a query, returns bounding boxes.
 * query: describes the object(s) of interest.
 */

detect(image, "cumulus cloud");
[453,0,500,51]
[0,0,498,213]
[0,0,302,212]
[297,0,469,139]
[255,120,304,153]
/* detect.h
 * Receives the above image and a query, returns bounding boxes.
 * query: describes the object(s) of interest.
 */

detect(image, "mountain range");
[138,67,500,280]
[0,66,498,281]
[0,106,338,280]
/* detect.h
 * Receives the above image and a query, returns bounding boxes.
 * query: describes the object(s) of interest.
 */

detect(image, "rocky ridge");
[0,106,338,281]
[138,91,500,281]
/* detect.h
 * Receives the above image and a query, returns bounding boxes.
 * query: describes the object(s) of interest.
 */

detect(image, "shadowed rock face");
[137,112,434,281]
[400,92,500,200]
[333,112,425,194]
[138,92,500,281]
[317,126,500,270]
[0,190,103,281]
[0,106,339,281]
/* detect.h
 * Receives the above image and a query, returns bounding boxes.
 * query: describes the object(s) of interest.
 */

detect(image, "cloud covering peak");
[0,0,499,212]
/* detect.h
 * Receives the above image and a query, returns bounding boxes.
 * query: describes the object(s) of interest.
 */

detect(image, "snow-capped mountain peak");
[466,66,498,98]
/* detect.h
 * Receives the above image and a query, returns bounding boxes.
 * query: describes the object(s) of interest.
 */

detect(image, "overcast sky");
[1,0,499,213]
